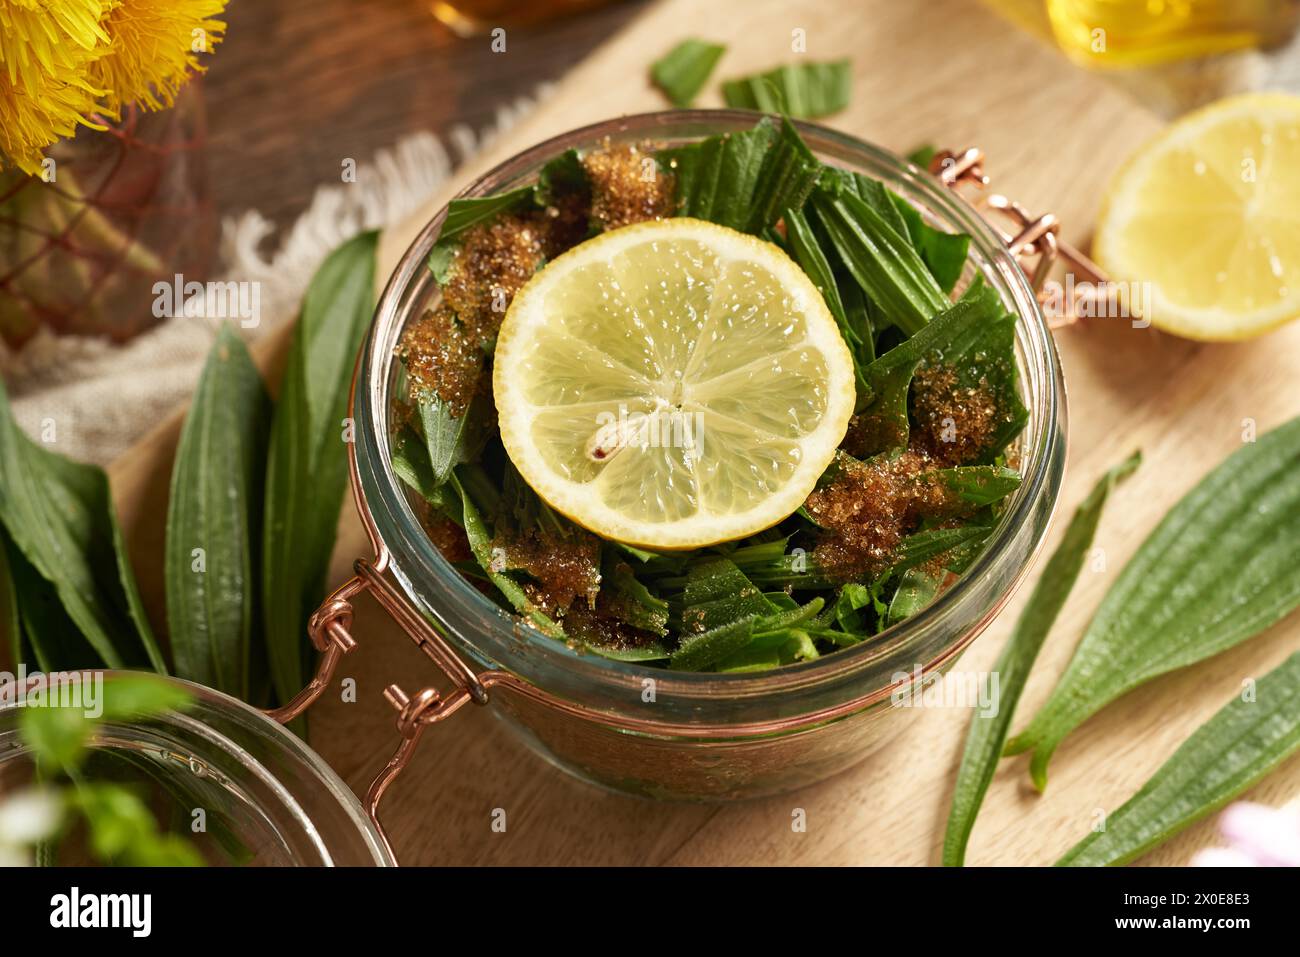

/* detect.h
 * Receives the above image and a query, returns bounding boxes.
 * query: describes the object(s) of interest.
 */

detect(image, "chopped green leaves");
[785,207,872,409]
[1058,651,1300,867]
[651,39,726,107]
[890,193,970,293]
[931,466,1023,507]
[535,148,587,206]
[397,115,1018,673]
[885,567,944,627]
[660,117,776,230]
[856,359,920,456]
[439,187,533,243]
[809,188,948,335]
[603,559,669,636]
[721,60,852,118]
[890,526,990,577]
[942,452,1139,866]
[847,289,1011,460]
[1007,415,1300,790]
[429,150,591,280]
[744,118,822,234]
[447,471,562,637]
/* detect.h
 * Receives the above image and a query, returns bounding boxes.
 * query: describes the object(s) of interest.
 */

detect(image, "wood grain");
[107,0,1300,866]
[204,0,649,231]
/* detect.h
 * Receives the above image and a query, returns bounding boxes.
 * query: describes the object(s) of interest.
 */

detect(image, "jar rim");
[0,671,395,865]
[351,110,1067,716]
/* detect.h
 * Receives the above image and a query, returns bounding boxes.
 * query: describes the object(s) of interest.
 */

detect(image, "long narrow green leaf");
[602,559,669,637]
[651,39,726,107]
[889,526,989,576]
[263,231,378,706]
[943,452,1139,866]
[0,528,17,666]
[0,382,165,672]
[391,424,457,514]
[889,193,970,294]
[821,169,910,242]
[931,465,1023,507]
[784,207,847,326]
[1006,415,1300,790]
[166,325,270,699]
[5,533,100,672]
[785,207,871,410]
[1058,650,1300,866]
[437,187,533,243]
[886,566,944,627]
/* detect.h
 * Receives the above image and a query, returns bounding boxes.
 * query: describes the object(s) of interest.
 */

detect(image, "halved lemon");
[493,217,855,549]
[1094,92,1300,341]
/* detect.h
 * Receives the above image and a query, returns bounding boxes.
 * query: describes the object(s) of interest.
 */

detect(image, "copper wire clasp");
[930,146,1110,328]
[263,577,363,724]
[260,556,493,863]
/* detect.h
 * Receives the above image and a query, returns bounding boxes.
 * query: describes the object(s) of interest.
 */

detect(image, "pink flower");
[1193,802,1300,867]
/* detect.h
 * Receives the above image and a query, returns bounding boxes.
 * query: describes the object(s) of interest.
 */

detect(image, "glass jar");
[0,674,394,866]
[350,111,1067,801]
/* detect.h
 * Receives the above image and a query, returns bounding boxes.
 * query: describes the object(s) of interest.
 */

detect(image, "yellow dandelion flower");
[92,0,228,114]
[0,70,106,175]
[0,0,111,175]
[0,0,110,93]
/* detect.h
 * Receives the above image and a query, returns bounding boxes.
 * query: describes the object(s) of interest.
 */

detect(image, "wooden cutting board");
[107,0,1300,865]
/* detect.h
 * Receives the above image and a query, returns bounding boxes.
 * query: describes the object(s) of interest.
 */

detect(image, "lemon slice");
[492,217,855,549]
[1094,92,1300,341]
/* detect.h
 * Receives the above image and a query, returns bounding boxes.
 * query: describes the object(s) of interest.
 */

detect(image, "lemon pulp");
[492,217,856,549]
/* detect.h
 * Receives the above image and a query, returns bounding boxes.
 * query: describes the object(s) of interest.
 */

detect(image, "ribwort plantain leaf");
[263,231,378,707]
[720,60,851,118]
[943,452,1139,866]
[0,380,166,672]
[5,535,101,672]
[0,528,17,665]
[166,324,270,700]
[1007,416,1300,790]
[1057,650,1300,867]
[651,39,726,108]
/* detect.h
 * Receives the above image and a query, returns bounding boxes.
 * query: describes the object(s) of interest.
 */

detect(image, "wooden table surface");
[204,0,649,232]
[103,0,1300,866]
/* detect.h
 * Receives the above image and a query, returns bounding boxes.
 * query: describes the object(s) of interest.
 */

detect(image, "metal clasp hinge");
[931,146,1111,328]
[259,558,490,863]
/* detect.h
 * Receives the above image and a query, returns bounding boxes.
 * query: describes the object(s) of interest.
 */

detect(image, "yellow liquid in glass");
[1045,0,1300,67]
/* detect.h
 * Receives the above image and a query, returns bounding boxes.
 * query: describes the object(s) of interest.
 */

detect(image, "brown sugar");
[582,142,676,231]
[562,597,663,653]
[423,514,471,564]
[398,304,483,413]
[444,213,549,336]
[492,525,601,615]
[401,142,674,412]
[399,211,556,411]
[909,362,1002,467]
[805,450,964,582]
